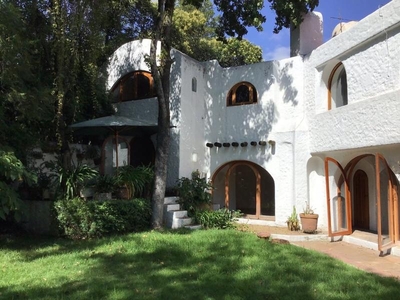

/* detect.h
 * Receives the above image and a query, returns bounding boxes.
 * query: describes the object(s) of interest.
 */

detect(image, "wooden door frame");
[375,154,396,251]
[325,157,352,237]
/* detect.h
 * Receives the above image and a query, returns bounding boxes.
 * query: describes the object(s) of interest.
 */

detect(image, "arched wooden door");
[225,163,261,218]
[353,170,369,230]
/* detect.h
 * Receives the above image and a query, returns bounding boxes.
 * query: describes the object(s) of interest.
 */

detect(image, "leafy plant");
[116,165,154,199]
[194,208,242,229]
[176,170,212,216]
[46,157,98,200]
[54,197,151,239]
[286,206,300,231]
[94,175,116,194]
[303,202,315,215]
[0,148,37,220]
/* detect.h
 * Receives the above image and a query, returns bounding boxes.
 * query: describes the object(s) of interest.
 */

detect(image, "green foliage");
[268,0,320,33]
[0,148,37,220]
[94,175,117,194]
[54,197,151,239]
[116,165,154,199]
[195,208,242,229]
[172,3,263,66]
[286,205,300,231]
[214,0,266,39]
[47,158,98,200]
[176,170,212,216]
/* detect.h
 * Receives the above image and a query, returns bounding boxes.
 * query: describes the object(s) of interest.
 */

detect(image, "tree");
[268,0,320,33]
[171,3,263,67]
[148,0,319,228]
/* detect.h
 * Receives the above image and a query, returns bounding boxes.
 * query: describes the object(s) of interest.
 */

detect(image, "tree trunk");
[149,0,174,228]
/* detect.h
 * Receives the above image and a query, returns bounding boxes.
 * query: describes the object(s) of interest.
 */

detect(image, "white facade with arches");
[102,0,400,248]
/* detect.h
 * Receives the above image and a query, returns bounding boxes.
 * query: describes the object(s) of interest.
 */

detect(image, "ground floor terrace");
[210,144,400,254]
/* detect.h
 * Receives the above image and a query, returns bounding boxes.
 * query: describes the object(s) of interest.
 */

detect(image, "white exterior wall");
[202,57,309,226]
[102,0,400,231]
[303,0,400,230]
[177,53,207,178]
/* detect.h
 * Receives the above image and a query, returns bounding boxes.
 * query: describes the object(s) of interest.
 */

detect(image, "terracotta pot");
[299,213,319,233]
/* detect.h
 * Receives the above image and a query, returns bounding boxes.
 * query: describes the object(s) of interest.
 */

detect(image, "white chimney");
[290,11,323,57]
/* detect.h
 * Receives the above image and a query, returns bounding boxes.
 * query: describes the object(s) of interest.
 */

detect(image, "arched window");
[111,71,156,103]
[227,82,257,106]
[192,77,197,92]
[328,63,348,109]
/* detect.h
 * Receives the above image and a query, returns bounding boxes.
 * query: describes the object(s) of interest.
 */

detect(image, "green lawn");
[0,229,399,300]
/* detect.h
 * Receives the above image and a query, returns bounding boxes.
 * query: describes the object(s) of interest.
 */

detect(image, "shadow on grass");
[1,230,400,299]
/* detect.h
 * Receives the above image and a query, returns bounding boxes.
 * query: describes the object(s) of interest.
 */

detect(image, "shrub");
[0,148,37,221]
[54,198,151,239]
[177,170,212,216]
[194,209,242,229]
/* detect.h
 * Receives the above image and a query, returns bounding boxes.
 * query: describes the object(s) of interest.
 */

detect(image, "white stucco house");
[87,1,400,251]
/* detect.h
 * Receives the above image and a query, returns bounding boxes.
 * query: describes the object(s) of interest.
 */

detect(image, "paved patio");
[292,240,400,280]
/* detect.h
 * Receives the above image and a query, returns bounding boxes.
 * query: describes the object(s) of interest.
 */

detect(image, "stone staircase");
[163,196,202,229]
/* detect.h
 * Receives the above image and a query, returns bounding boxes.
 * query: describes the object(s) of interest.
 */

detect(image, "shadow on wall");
[203,58,299,167]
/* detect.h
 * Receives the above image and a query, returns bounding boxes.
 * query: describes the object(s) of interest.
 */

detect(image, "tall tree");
[149,0,319,228]
[172,3,263,67]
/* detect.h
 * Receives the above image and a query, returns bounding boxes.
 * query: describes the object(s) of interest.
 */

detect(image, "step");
[172,217,192,229]
[167,210,188,219]
[164,203,180,212]
[164,196,179,205]
[184,225,202,230]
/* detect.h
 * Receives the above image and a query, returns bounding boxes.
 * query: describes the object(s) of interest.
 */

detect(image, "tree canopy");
[0,0,319,225]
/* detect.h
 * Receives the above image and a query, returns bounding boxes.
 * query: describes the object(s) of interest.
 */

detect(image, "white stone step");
[164,196,179,205]
[168,210,188,219]
[184,225,202,230]
[172,217,192,229]
[165,203,180,211]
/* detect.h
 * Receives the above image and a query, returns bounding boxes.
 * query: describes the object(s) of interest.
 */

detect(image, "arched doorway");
[325,153,399,251]
[212,161,275,219]
[129,137,155,167]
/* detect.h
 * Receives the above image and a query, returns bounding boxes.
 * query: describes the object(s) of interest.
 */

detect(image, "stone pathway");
[292,240,400,280]
[247,224,400,280]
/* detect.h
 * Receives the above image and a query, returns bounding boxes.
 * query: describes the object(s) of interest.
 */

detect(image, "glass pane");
[326,159,350,234]
[231,165,256,214]
[236,85,250,103]
[377,166,392,248]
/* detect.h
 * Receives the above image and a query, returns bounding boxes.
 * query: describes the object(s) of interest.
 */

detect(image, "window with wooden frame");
[227,82,257,106]
[328,63,348,110]
[111,71,156,103]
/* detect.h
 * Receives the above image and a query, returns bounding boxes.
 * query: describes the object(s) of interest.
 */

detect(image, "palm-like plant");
[116,165,154,199]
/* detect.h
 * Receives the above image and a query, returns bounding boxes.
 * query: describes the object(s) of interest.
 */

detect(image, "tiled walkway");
[292,240,400,280]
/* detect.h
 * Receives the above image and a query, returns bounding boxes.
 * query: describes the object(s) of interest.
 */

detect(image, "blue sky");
[245,0,391,61]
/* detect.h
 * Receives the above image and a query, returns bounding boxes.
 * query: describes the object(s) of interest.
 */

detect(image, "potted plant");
[299,202,319,233]
[93,175,116,200]
[115,165,154,200]
[286,206,300,231]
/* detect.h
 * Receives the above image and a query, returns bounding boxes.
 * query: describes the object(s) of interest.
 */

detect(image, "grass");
[0,229,399,299]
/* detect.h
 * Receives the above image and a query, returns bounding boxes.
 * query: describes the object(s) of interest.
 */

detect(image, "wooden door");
[353,170,369,230]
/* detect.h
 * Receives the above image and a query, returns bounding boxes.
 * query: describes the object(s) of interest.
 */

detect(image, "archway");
[129,136,155,168]
[325,153,399,251]
[212,161,274,219]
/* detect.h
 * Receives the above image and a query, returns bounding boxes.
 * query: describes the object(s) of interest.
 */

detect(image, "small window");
[227,82,257,106]
[328,63,348,109]
[192,77,197,92]
[111,71,156,103]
